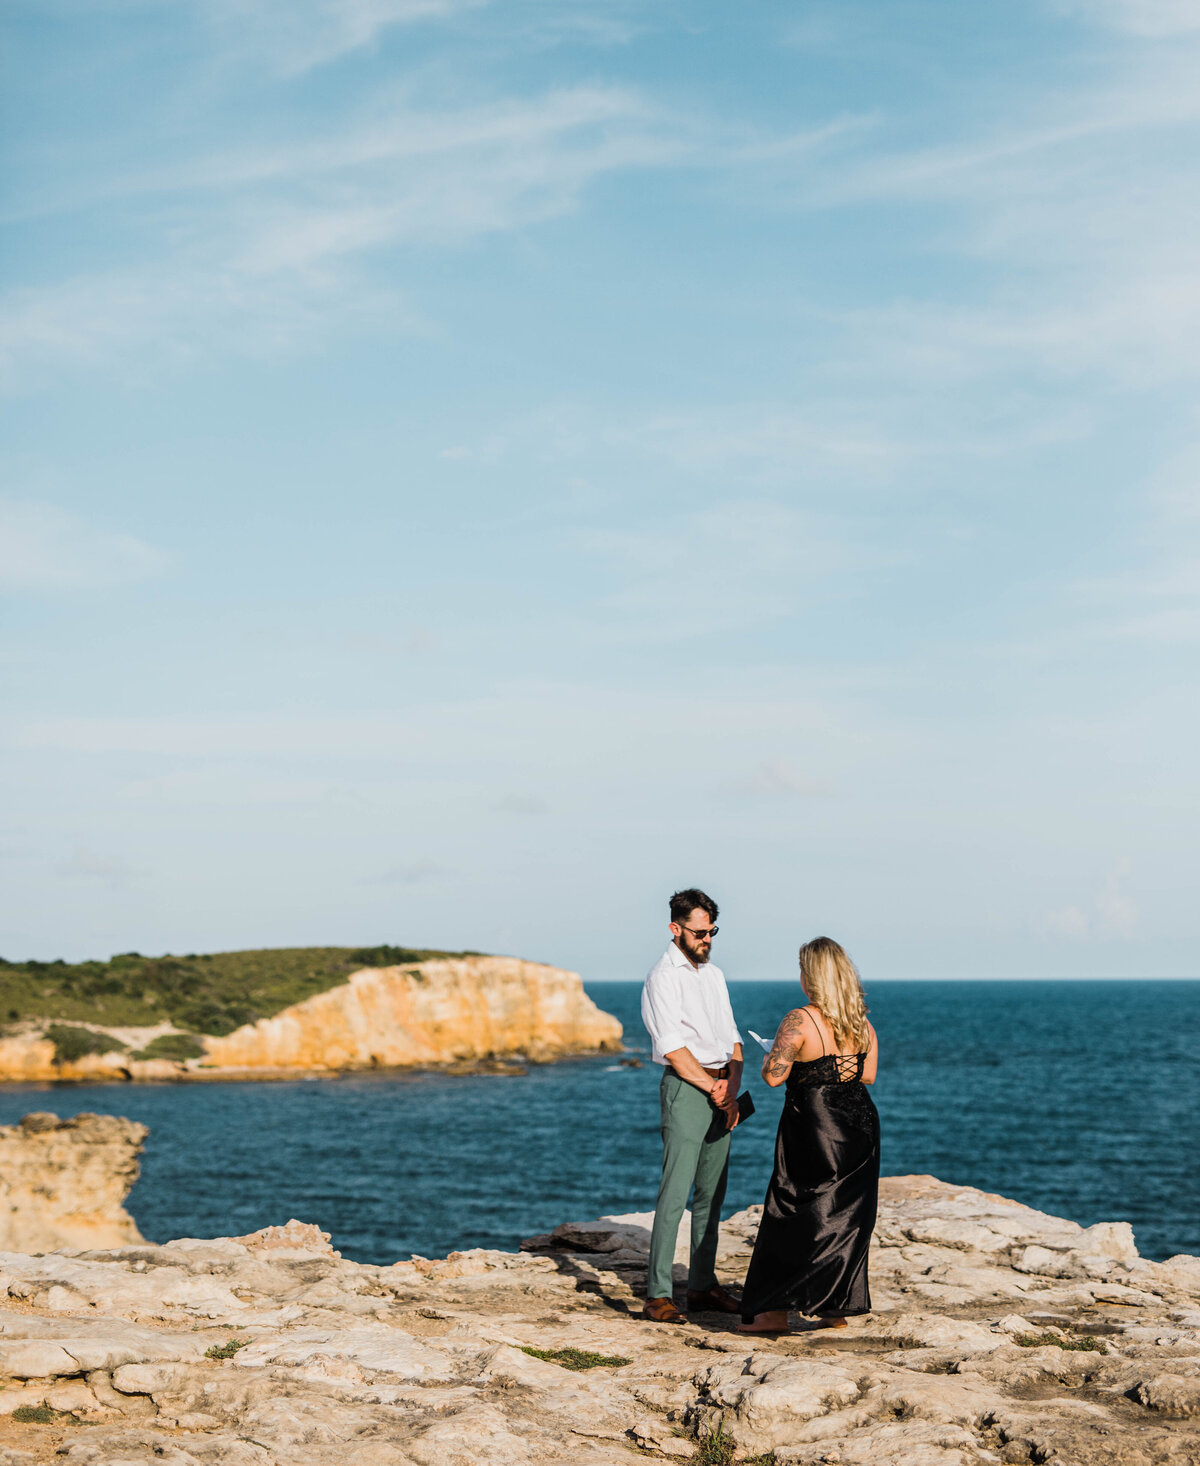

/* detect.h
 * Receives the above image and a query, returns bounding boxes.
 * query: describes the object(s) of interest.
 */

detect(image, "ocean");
[0,979,1195,1265]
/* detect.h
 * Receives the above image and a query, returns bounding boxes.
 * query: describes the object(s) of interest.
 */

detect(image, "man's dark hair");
[669,888,718,925]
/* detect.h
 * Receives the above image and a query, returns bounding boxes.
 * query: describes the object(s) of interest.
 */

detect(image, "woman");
[737,936,879,1334]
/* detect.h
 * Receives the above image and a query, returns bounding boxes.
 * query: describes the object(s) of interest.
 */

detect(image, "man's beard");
[681,934,711,964]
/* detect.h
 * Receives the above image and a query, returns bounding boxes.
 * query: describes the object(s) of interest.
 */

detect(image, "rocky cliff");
[0,1112,146,1252]
[0,956,622,1083]
[0,1169,1196,1464]
[201,956,622,1072]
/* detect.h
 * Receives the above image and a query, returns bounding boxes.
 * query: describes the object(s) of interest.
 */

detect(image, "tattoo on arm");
[763,1010,807,1082]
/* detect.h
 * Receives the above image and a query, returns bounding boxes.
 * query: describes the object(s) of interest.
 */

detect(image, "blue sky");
[2,0,1198,981]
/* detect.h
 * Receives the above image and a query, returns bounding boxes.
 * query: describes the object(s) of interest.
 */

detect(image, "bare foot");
[735,1310,790,1335]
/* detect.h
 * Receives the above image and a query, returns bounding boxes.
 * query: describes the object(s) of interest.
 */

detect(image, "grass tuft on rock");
[1015,1331,1107,1353]
[519,1345,630,1371]
[206,1337,249,1360]
[693,1420,776,1466]
[12,1404,78,1424]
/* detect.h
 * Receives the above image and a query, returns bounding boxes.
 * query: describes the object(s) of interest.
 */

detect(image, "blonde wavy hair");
[798,936,870,1052]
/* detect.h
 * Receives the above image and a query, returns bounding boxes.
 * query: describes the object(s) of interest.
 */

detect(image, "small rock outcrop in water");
[0,956,622,1082]
[0,1112,145,1251]
[0,1157,1196,1464]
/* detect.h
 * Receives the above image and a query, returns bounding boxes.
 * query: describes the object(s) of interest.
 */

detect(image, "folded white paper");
[748,1029,774,1053]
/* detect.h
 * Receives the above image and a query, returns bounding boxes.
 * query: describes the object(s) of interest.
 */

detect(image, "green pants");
[646,1069,732,1301]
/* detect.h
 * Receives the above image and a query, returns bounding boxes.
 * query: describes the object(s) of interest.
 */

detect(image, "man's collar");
[667,941,703,971]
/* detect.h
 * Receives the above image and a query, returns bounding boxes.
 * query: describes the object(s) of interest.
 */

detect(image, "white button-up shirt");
[641,942,742,1067]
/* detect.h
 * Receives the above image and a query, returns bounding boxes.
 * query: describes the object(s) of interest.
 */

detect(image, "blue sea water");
[0,980,1195,1265]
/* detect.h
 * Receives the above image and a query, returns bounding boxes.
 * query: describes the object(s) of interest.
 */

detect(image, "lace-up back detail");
[789,1051,867,1087]
[786,1007,868,1088]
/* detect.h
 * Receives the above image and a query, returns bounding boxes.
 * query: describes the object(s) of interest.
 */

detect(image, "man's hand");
[707,1074,739,1127]
[664,1046,728,1097]
[662,1049,739,1124]
[710,1082,738,1126]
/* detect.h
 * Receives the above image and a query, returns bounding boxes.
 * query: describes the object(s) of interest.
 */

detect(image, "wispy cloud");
[1,87,679,387]
[787,43,1200,391]
[0,266,401,390]
[0,500,167,591]
[1045,904,1090,939]
[429,397,909,483]
[493,793,548,815]
[1044,860,1138,940]
[1055,0,1200,36]
[199,0,679,75]
[116,769,335,804]
[1049,446,1200,647]
[1096,859,1138,936]
[578,499,894,641]
[631,405,907,478]
[54,847,144,889]
[202,0,487,74]
[363,857,453,885]
[728,758,831,799]
[9,680,865,763]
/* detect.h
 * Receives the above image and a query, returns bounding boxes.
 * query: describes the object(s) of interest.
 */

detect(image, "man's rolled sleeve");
[641,970,688,1061]
[717,984,741,1052]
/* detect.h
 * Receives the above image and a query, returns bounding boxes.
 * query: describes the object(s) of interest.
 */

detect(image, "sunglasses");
[681,925,718,939]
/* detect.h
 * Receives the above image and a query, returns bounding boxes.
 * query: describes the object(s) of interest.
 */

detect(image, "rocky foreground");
[0,1176,1197,1465]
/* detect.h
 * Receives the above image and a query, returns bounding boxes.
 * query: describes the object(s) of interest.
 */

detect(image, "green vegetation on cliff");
[0,945,481,1037]
[44,1023,127,1063]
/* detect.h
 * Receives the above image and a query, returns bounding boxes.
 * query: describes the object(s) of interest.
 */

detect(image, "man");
[640,887,744,1322]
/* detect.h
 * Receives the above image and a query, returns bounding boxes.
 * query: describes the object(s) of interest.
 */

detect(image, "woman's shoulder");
[774,1007,810,1045]
[795,1004,831,1027]
[778,1006,821,1043]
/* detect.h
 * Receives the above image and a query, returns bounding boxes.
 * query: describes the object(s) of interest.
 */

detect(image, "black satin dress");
[740,1044,879,1322]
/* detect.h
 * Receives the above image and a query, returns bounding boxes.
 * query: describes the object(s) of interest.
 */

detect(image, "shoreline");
[0,1046,624,1088]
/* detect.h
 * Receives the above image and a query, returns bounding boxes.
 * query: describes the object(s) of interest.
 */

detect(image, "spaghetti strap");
[804,1006,826,1056]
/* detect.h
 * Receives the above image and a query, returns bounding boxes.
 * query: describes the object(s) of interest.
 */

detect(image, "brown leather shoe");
[642,1296,686,1323]
[686,1283,742,1314]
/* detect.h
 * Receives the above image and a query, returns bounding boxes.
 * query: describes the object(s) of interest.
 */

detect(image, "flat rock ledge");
[0,1177,1197,1466]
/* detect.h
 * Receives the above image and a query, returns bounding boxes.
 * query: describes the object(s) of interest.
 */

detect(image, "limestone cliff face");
[0,1112,146,1251]
[0,1033,170,1084]
[200,956,623,1072]
[0,1034,61,1081]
